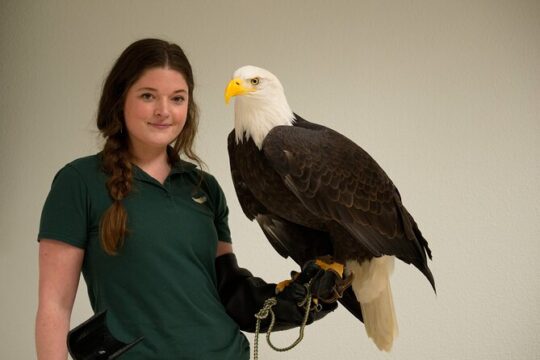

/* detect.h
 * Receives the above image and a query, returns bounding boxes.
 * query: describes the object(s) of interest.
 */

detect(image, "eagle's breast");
[234,136,325,231]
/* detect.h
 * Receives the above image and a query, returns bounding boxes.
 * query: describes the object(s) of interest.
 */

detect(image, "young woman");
[35,39,337,360]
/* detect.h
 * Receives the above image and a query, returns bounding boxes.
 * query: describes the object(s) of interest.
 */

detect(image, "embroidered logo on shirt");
[192,195,207,204]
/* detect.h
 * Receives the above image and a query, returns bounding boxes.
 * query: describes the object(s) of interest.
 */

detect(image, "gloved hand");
[215,253,339,333]
[286,257,354,304]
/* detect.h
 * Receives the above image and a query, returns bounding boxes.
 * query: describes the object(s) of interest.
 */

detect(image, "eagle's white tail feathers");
[345,256,398,352]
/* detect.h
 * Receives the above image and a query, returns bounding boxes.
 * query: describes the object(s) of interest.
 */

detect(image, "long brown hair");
[97,38,201,255]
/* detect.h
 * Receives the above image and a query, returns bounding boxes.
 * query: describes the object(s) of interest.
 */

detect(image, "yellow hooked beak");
[225,78,252,104]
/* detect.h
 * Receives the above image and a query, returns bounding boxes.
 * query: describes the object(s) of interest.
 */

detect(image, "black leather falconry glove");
[215,253,340,332]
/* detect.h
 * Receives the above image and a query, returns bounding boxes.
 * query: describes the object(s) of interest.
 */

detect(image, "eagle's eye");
[250,77,260,86]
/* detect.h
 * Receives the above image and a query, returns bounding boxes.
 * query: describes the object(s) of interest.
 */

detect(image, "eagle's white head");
[225,65,295,149]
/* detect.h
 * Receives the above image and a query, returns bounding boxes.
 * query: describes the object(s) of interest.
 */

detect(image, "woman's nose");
[154,98,170,118]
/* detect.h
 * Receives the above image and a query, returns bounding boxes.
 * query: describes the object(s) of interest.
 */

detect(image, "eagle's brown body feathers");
[228,115,435,326]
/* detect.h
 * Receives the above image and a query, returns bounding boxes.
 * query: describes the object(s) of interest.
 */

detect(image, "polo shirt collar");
[170,160,197,175]
[131,160,197,183]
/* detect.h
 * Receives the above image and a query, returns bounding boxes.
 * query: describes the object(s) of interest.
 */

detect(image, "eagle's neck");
[234,96,295,149]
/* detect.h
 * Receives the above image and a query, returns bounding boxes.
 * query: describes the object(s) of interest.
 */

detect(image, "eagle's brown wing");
[262,116,434,289]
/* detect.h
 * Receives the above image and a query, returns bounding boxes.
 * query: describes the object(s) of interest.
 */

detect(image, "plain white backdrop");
[1,1,539,359]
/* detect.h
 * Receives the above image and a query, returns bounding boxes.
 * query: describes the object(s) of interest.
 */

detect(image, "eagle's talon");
[338,272,354,290]
[315,270,354,303]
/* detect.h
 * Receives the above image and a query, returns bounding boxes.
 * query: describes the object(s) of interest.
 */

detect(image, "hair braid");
[100,136,133,255]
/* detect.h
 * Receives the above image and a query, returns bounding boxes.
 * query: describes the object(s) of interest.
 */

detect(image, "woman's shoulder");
[55,153,105,185]
[197,167,221,190]
[66,153,101,170]
[175,160,224,194]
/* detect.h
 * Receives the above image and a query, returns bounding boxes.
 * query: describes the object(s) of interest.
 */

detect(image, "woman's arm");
[216,240,233,257]
[36,239,84,360]
[214,240,338,332]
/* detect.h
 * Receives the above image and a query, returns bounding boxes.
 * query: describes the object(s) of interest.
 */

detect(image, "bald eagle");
[225,66,435,351]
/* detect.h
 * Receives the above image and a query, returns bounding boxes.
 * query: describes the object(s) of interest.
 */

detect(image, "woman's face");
[123,67,189,154]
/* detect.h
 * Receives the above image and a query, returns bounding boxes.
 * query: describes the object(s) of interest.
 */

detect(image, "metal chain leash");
[253,280,317,360]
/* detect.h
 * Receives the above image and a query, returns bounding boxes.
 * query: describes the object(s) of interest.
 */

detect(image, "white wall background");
[1,1,539,359]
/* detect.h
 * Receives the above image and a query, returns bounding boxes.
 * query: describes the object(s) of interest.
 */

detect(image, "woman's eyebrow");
[136,87,187,93]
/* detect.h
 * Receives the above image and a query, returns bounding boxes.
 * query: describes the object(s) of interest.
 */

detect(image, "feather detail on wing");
[262,115,434,289]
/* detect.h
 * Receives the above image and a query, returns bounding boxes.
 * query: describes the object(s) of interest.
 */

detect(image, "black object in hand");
[67,310,143,360]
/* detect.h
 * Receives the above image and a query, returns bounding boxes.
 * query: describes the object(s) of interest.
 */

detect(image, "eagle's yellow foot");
[312,256,354,303]
[274,257,354,303]
[315,256,345,277]
[275,279,293,293]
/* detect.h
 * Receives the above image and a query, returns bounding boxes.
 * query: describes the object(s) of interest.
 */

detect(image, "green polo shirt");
[38,154,250,360]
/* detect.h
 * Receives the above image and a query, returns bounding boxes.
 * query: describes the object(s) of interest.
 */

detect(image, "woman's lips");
[148,123,172,130]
